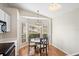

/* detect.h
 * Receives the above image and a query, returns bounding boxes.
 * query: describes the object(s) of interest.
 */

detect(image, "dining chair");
[28,38,36,56]
[36,37,48,56]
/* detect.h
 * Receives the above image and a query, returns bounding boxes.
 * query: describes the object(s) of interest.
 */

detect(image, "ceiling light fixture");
[48,3,62,12]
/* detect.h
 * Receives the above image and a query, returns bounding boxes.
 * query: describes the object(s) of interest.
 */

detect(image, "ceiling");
[8,3,79,18]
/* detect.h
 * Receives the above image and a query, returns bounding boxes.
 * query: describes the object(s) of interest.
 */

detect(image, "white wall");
[53,8,79,55]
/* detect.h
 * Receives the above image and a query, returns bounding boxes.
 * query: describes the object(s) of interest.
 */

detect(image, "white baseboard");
[52,44,79,56]
[52,44,71,56]
[71,52,79,56]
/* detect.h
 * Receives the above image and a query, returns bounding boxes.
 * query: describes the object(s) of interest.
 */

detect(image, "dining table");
[28,38,48,56]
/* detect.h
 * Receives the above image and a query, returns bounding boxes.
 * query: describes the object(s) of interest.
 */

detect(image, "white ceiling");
[8,3,79,18]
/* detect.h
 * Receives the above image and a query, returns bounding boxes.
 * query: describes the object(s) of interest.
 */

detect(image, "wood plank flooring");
[48,45,66,56]
[19,45,67,56]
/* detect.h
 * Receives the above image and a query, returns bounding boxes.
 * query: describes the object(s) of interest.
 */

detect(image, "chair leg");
[46,45,48,56]
[40,49,41,56]
[46,49,48,56]
[43,49,44,52]
[34,46,36,55]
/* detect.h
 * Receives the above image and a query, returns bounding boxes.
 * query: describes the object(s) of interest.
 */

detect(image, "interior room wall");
[52,8,79,55]
[0,4,18,41]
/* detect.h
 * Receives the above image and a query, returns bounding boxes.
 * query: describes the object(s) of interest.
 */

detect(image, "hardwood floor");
[48,45,66,56]
[19,45,67,56]
[19,46,28,56]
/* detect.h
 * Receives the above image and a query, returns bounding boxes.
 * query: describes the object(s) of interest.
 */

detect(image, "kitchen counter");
[0,42,15,56]
[0,38,17,56]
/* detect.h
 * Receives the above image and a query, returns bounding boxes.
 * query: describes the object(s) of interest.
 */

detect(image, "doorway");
[18,16,52,56]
